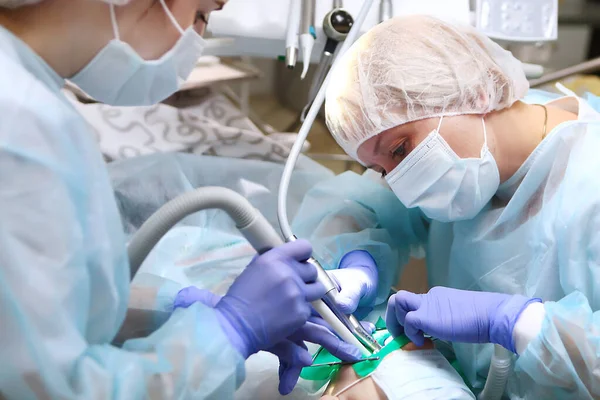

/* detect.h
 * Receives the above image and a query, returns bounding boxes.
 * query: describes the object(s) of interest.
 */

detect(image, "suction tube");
[128,186,282,279]
[478,345,513,400]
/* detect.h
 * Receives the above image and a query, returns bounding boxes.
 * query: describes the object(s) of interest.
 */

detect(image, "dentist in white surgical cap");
[0,1,362,398]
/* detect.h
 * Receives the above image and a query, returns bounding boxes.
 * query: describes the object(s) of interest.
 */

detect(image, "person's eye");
[392,142,407,158]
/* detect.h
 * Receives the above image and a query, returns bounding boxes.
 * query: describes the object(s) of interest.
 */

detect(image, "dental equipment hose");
[277,0,381,356]
[478,345,512,400]
[127,186,370,355]
[128,187,281,278]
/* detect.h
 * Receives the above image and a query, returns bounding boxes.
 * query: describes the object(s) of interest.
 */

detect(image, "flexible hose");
[478,345,513,400]
[277,0,375,240]
[129,187,269,279]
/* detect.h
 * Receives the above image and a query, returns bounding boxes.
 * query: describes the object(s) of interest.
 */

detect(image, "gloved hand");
[212,240,328,358]
[386,286,541,353]
[327,250,378,318]
[273,318,363,395]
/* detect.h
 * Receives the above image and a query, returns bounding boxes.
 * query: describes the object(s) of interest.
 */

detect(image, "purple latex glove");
[212,240,328,358]
[327,250,378,317]
[386,286,541,353]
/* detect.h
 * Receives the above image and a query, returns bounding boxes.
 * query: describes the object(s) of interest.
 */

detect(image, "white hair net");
[0,0,130,8]
[325,15,529,162]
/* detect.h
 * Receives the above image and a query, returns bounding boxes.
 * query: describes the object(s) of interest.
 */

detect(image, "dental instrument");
[379,0,393,22]
[300,7,354,122]
[309,356,380,368]
[277,0,382,356]
[299,0,316,79]
[286,0,302,69]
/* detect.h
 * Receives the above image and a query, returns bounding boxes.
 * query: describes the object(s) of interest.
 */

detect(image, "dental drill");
[277,0,382,355]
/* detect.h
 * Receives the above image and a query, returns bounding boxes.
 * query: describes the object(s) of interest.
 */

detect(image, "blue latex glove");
[213,240,325,358]
[386,286,542,353]
[327,250,378,318]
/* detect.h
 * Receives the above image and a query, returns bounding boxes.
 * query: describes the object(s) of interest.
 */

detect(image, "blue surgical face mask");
[385,116,500,223]
[70,0,205,106]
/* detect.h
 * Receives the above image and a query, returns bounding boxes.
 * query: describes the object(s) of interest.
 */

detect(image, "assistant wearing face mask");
[71,0,205,106]
[0,1,360,398]
[385,116,500,223]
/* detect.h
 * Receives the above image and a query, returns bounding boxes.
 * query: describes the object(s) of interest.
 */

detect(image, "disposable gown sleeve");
[292,171,428,305]
[0,132,244,399]
[114,274,187,345]
[510,292,600,398]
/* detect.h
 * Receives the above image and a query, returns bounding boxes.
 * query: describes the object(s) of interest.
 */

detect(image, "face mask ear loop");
[109,5,120,41]
[158,0,185,35]
[436,116,444,133]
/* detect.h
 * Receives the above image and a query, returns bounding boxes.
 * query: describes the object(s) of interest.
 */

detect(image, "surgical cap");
[0,0,129,7]
[325,15,529,162]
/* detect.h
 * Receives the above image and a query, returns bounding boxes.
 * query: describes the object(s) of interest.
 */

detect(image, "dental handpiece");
[286,0,302,69]
[310,257,382,353]
[294,237,382,353]
[379,0,393,22]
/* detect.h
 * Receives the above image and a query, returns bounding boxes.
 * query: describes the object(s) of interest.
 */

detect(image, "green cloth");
[300,317,472,391]
[300,318,411,380]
